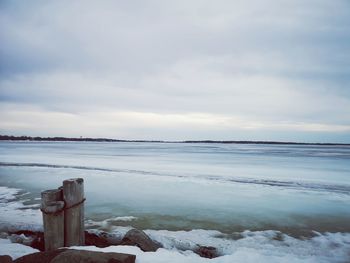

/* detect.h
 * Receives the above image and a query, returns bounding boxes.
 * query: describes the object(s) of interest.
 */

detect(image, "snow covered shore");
[1,229,350,262]
[69,231,350,263]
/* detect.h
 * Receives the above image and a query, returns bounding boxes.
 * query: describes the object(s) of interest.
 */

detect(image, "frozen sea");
[0,141,350,262]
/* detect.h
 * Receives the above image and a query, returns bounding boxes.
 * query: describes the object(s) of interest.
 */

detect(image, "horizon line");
[0,135,349,146]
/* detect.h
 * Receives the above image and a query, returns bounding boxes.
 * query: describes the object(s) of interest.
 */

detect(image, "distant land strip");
[0,135,349,146]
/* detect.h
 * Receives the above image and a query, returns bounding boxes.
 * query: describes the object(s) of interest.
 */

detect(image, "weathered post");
[63,178,85,246]
[41,188,65,251]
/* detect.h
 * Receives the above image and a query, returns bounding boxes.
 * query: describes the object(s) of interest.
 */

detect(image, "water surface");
[0,141,349,236]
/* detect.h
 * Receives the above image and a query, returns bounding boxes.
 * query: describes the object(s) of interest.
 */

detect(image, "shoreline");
[1,226,350,262]
[1,135,349,146]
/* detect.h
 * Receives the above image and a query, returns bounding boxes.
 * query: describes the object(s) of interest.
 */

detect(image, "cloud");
[0,0,350,141]
[1,104,349,142]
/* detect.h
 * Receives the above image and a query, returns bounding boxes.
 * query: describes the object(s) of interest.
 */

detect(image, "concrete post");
[41,189,65,251]
[63,178,85,246]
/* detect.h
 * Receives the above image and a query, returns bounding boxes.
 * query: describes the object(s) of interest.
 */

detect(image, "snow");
[71,229,350,263]
[70,230,350,263]
[1,227,349,262]
[0,238,38,260]
[0,186,42,232]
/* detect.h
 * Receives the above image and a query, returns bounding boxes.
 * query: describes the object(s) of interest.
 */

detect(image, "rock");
[13,249,67,263]
[121,229,160,252]
[31,232,45,251]
[13,249,135,263]
[0,232,9,239]
[9,234,34,246]
[195,246,219,259]
[0,255,13,263]
[10,230,41,237]
[99,231,123,245]
[85,231,111,248]
[51,249,136,263]
[9,230,45,251]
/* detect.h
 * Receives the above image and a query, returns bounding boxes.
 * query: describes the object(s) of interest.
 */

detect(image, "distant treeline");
[182,140,350,145]
[0,135,161,143]
[0,135,349,146]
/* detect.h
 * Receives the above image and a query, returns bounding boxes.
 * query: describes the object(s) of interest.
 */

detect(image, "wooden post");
[41,189,65,251]
[63,178,85,246]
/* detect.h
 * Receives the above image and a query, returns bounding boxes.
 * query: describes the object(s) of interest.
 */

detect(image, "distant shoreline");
[0,135,349,146]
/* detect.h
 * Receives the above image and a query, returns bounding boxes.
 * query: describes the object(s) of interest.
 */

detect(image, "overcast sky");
[1,0,350,142]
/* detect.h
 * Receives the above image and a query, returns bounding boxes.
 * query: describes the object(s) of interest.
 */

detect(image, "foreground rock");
[14,249,136,263]
[6,228,220,259]
[84,231,112,248]
[9,230,116,250]
[7,228,160,252]
[0,255,13,263]
[121,229,161,252]
[13,249,67,263]
[195,245,219,259]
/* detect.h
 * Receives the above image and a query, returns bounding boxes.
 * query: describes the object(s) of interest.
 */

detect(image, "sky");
[0,0,350,142]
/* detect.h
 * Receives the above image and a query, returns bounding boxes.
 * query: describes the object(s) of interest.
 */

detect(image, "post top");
[63,178,84,184]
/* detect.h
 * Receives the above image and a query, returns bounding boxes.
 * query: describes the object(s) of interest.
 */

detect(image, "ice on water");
[0,141,350,261]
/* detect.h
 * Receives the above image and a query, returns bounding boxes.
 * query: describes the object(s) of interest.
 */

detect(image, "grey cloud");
[2,0,349,75]
[1,0,350,141]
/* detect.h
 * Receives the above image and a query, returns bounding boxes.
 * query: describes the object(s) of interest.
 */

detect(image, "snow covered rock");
[9,230,44,251]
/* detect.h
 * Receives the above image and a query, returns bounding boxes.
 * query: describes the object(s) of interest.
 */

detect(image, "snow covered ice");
[0,141,349,262]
